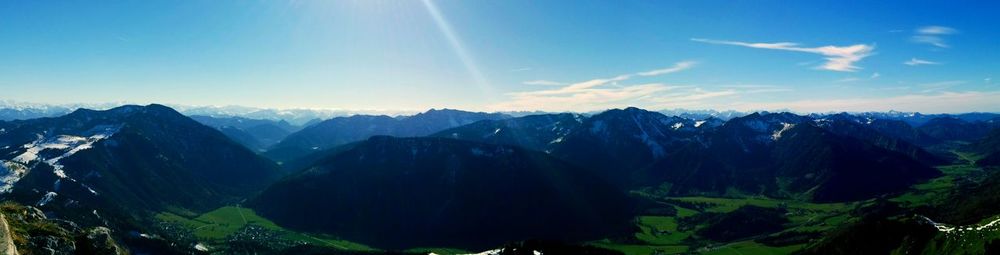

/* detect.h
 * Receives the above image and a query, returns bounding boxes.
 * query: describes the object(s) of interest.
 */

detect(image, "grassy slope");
[156,206,374,252]
[890,151,984,207]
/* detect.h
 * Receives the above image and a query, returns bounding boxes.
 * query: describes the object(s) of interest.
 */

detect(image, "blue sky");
[1,0,998,113]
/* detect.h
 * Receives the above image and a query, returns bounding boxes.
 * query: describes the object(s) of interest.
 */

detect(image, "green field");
[156,206,374,252]
[592,192,852,255]
[892,151,986,207]
[699,241,804,255]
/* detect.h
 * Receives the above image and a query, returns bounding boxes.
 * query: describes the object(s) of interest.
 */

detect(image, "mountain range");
[0,104,998,254]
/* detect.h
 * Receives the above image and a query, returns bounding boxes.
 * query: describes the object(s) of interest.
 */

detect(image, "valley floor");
[147,151,1000,255]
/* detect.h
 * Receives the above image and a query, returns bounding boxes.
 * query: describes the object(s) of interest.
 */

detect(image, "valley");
[145,148,994,255]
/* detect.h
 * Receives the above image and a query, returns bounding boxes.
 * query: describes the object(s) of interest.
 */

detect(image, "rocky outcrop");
[77,227,126,255]
[0,214,17,255]
[0,202,126,255]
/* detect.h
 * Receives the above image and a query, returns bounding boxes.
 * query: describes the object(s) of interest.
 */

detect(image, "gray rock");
[79,227,126,255]
[28,235,74,255]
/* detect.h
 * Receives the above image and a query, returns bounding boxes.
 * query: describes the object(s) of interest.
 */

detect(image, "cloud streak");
[691,38,874,72]
[637,61,697,76]
[912,25,957,48]
[495,61,730,111]
[904,58,940,66]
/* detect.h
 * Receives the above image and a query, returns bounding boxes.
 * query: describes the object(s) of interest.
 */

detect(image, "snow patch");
[438,249,540,255]
[9,125,120,188]
[921,215,1000,234]
[549,137,564,144]
[37,191,57,206]
[84,184,99,195]
[694,120,706,127]
[771,123,795,141]
[194,243,210,252]
[671,122,684,130]
[0,161,28,193]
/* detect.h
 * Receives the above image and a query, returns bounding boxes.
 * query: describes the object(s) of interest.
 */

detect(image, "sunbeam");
[420,0,495,97]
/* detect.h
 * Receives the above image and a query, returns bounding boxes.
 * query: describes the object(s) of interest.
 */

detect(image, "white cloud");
[522,80,564,86]
[493,61,718,111]
[728,91,1000,113]
[637,61,697,76]
[870,72,880,79]
[904,58,940,66]
[495,82,674,111]
[917,26,958,35]
[691,38,874,72]
[912,26,957,48]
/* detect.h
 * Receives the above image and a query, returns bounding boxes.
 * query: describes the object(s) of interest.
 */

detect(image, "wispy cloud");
[904,58,940,66]
[637,61,697,76]
[912,25,957,48]
[496,81,674,111]
[522,80,565,86]
[835,72,880,83]
[691,38,874,72]
[510,67,532,72]
[494,61,716,111]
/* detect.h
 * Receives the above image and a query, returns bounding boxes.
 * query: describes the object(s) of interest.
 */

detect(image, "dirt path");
[0,214,18,255]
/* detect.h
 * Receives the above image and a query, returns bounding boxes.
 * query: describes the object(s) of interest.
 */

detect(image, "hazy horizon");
[3,98,999,117]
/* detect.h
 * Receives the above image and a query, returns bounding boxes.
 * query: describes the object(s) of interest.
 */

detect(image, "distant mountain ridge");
[264,109,511,165]
[189,115,303,151]
[432,109,947,202]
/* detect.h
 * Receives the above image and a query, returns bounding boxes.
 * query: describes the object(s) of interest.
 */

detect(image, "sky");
[1,0,998,113]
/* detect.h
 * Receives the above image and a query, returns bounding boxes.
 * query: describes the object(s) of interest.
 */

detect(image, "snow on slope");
[1,124,121,194]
